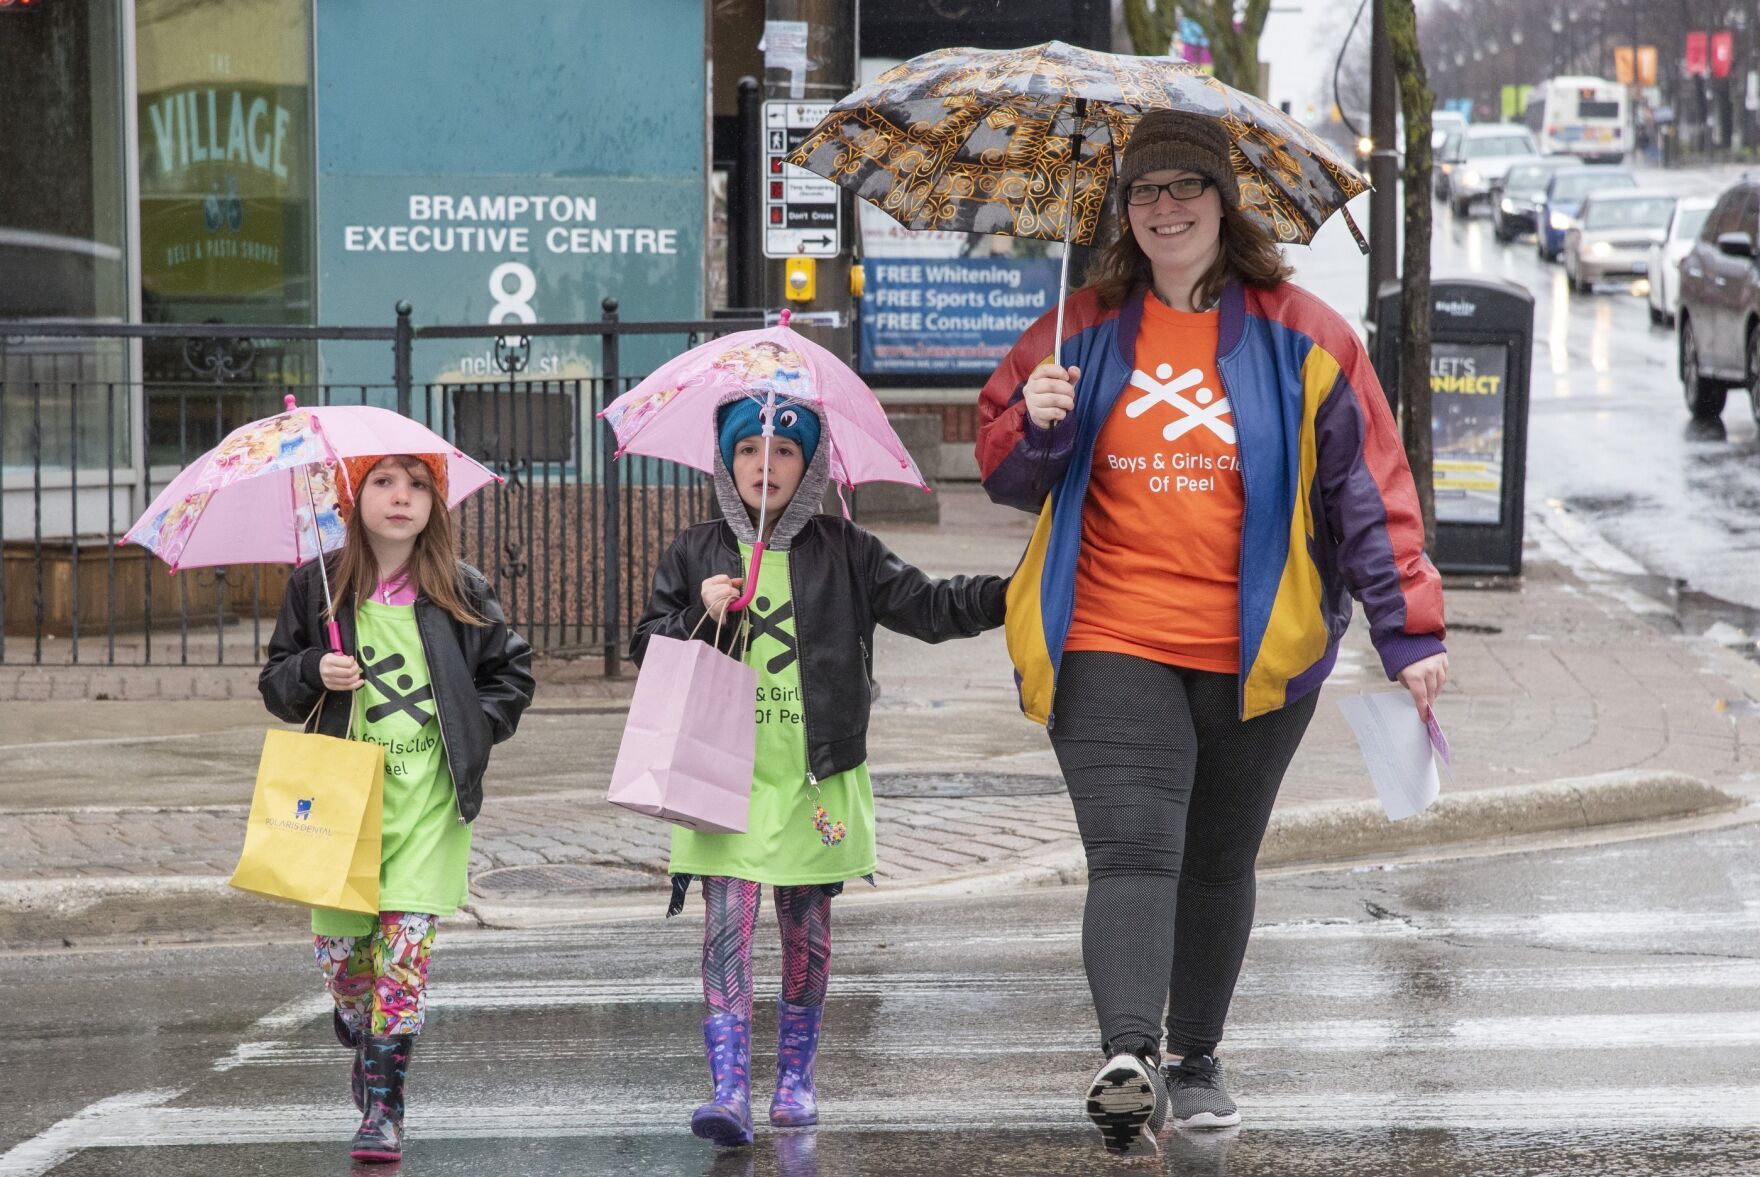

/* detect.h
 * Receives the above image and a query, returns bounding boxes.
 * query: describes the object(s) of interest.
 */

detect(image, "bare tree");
[1123,0,1274,97]
[1185,0,1275,95]
[1388,0,1435,547]
[1123,0,1179,57]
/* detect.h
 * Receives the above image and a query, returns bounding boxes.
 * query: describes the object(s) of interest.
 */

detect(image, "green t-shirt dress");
[667,544,877,886]
[311,600,474,938]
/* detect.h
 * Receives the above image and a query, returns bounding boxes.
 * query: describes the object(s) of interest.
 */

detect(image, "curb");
[857,770,1746,902]
[0,772,1745,946]
[1256,771,1740,867]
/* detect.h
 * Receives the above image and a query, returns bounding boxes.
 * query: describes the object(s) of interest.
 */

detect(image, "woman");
[976,110,1447,1152]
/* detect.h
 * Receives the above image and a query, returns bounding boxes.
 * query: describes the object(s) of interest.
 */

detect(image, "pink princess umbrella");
[124,394,500,650]
[600,309,925,611]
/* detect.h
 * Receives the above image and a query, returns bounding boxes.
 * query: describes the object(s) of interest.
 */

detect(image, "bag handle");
[686,608,715,643]
[688,604,752,662]
[734,612,752,662]
[303,691,360,741]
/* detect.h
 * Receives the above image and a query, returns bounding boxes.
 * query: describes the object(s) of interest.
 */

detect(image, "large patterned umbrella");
[787,41,1369,343]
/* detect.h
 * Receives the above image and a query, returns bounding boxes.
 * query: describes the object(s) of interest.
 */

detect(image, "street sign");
[763,100,842,259]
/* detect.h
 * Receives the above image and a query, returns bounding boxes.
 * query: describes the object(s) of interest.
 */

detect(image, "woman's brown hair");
[325,456,485,627]
[1082,191,1294,311]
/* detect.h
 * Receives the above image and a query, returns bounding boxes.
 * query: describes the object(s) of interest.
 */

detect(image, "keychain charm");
[813,803,847,847]
[806,773,846,846]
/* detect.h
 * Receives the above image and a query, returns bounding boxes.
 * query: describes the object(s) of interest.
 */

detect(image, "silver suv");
[1437,124,1540,217]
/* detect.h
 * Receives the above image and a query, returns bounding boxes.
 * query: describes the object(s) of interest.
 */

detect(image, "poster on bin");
[859,256,1062,376]
[1429,341,1507,525]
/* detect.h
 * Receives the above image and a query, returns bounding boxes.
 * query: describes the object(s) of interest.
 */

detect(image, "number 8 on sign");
[489,261,537,324]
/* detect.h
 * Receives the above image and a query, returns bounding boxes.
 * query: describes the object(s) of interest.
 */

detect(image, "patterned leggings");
[701,876,832,1019]
[314,911,438,1038]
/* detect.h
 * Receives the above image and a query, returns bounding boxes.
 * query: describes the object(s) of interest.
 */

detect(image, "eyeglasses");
[1125,177,1216,206]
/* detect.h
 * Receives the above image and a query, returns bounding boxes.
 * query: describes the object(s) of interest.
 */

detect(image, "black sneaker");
[1163,1053,1241,1128]
[1084,1052,1168,1154]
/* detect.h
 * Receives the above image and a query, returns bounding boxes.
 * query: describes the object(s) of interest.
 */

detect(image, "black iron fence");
[1,301,763,674]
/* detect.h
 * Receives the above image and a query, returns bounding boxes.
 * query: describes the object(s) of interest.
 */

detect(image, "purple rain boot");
[691,1013,753,1147]
[349,1034,414,1164]
[770,999,823,1127]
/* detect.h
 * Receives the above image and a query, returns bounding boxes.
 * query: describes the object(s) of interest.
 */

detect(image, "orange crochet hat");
[336,454,450,522]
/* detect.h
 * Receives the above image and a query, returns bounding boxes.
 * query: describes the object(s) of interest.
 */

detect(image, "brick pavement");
[3,486,1759,919]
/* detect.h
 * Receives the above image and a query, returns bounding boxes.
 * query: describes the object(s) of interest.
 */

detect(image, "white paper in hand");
[1336,692,1441,821]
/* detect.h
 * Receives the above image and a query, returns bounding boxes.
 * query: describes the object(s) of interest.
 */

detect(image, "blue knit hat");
[716,398,821,471]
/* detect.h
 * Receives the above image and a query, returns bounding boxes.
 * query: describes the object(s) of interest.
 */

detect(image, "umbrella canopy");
[786,40,1369,250]
[125,398,500,572]
[601,314,925,491]
[602,311,924,612]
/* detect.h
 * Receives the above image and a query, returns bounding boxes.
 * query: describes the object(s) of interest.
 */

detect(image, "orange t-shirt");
[1064,297,1243,673]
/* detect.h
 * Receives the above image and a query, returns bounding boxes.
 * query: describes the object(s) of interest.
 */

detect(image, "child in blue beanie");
[631,392,1009,1148]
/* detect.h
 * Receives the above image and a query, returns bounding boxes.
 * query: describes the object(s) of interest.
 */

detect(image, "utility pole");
[1367,0,1399,319]
[762,0,855,363]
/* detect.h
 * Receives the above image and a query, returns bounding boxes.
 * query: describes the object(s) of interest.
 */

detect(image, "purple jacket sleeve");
[975,292,1096,512]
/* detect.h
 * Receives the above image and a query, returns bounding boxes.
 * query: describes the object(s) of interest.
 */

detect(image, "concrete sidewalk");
[2,485,1757,946]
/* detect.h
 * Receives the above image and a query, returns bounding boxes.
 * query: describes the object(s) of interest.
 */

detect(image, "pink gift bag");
[607,633,756,834]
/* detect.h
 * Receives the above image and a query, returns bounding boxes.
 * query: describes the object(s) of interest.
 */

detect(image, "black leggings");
[1050,651,1317,1060]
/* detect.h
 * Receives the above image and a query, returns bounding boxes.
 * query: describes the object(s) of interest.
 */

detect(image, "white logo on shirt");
[1126,364,1235,443]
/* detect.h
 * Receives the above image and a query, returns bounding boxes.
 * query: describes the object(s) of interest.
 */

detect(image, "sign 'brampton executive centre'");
[319,176,703,385]
[342,195,681,258]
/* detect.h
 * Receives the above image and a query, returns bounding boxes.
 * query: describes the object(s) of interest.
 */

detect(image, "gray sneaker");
[1084,1052,1168,1153]
[1163,1053,1241,1128]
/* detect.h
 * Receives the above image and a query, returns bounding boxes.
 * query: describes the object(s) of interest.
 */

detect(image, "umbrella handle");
[1052,97,1088,370]
[725,541,766,614]
[326,618,344,655]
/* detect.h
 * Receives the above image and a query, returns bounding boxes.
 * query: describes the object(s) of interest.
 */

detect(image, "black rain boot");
[350,1034,414,1163]
[332,1010,366,1113]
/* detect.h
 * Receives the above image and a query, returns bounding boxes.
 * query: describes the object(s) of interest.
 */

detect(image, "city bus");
[1522,77,1630,163]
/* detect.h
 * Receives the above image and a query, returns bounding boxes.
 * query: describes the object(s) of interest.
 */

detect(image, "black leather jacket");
[259,558,535,823]
[631,516,1008,782]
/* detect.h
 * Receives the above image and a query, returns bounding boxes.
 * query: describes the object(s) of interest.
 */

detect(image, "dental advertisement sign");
[858,257,1062,376]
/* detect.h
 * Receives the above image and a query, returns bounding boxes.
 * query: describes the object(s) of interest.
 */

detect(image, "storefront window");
[0,0,130,473]
[136,0,314,465]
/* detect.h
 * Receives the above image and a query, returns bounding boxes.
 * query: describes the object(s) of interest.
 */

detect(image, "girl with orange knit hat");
[259,453,535,1164]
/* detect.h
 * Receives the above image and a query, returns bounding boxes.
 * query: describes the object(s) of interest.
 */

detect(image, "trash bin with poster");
[1373,277,1535,577]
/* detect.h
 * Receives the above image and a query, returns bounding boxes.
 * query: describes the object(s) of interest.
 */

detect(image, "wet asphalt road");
[1296,166,1760,620]
[4,821,1758,1176]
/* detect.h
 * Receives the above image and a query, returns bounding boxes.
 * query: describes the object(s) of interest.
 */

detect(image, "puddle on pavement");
[1615,572,1760,668]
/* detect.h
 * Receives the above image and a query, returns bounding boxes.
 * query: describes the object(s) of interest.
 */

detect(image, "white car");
[1646,197,1714,326]
[1439,125,1540,217]
[1431,110,1468,153]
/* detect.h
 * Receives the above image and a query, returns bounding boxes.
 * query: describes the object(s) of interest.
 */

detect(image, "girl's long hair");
[324,456,485,627]
[1082,193,1294,310]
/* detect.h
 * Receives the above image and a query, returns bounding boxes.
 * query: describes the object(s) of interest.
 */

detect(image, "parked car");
[1491,158,1584,242]
[1677,178,1760,420]
[1563,191,1676,293]
[1646,197,1714,326]
[1535,167,1636,261]
[1438,125,1539,217]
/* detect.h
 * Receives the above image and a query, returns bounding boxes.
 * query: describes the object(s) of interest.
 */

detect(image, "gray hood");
[711,395,831,553]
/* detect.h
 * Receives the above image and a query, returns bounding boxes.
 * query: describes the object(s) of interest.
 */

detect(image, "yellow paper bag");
[230,728,384,914]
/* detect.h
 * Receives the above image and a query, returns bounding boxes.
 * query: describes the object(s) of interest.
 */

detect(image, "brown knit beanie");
[1117,109,1240,207]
